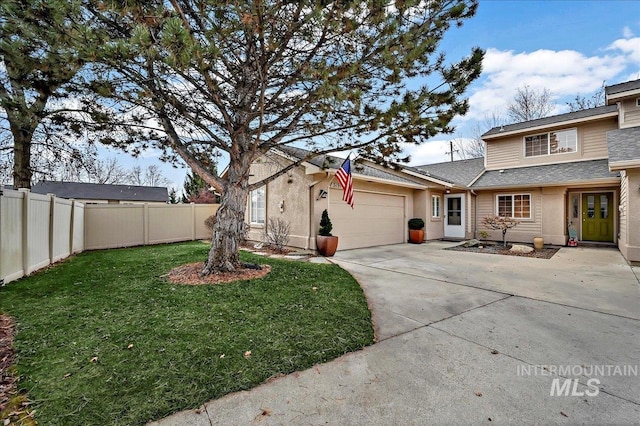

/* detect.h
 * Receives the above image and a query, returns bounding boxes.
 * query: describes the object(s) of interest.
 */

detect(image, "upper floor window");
[524,129,577,157]
[250,187,265,224]
[497,194,531,219]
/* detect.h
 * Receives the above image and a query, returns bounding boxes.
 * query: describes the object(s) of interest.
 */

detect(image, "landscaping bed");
[0,242,374,425]
[446,242,560,259]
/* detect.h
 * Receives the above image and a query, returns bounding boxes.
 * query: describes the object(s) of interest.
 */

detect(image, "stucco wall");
[246,156,315,249]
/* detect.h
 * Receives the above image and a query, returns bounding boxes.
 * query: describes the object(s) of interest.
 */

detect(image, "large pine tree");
[87,0,484,275]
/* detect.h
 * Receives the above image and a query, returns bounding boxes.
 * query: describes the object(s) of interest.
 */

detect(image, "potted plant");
[316,209,339,256]
[408,218,425,244]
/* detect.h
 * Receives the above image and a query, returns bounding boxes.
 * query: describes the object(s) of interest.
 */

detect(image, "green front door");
[582,193,614,242]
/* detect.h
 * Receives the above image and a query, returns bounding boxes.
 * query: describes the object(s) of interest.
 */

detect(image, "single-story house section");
[247,79,640,264]
[31,181,169,204]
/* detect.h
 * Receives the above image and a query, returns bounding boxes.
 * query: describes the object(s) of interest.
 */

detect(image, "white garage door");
[330,189,405,250]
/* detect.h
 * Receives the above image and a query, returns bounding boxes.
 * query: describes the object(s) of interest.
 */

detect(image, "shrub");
[408,218,425,230]
[481,216,520,247]
[262,217,291,252]
[318,209,333,236]
[204,214,216,232]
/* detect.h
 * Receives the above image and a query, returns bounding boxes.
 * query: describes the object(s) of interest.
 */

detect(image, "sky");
[98,0,640,192]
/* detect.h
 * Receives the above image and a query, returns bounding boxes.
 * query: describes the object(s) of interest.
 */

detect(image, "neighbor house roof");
[607,127,640,170]
[412,157,485,187]
[32,181,168,202]
[275,146,424,187]
[482,105,618,139]
[471,159,620,189]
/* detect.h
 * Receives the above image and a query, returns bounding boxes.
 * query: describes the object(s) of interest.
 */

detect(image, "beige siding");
[485,117,617,170]
[476,189,544,244]
[623,110,640,127]
[620,98,640,128]
[618,169,640,262]
[581,120,617,157]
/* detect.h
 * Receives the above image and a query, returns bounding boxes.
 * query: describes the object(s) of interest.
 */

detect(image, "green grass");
[0,242,374,425]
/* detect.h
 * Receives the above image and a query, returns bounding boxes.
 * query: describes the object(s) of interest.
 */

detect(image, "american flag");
[335,157,354,208]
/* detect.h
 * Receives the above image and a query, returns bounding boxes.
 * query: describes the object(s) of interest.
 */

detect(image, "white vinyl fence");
[0,187,218,284]
[0,188,84,284]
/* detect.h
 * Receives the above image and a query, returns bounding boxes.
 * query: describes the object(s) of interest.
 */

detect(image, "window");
[431,195,441,218]
[525,129,577,157]
[250,187,265,224]
[497,194,531,219]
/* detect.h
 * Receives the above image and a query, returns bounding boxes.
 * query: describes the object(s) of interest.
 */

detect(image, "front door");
[582,192,614,242]
[444,194,465,239]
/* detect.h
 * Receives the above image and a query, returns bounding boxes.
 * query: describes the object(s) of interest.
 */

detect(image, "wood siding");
[476,190,543,243]
[485,117,617,170]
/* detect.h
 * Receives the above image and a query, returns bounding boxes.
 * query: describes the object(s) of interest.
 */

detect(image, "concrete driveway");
[152,243,640,425]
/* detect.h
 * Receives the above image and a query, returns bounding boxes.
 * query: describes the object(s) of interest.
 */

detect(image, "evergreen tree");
[86,0,483,275]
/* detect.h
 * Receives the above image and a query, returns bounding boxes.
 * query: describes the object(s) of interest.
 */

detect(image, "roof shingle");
[32,181,168,202]
[471,159,619,189]
[607,127,640,165]
[412,157,485,187]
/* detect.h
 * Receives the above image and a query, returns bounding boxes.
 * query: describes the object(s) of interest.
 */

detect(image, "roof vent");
[499,126,504,132]
[499,169,504,173]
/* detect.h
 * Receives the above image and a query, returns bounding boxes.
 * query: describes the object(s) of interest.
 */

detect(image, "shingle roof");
[412,157,485,187]
[483,105,618,138]
[471,159,619,189]
[32,181,168,202]
[275,146,422,186]
[607,127,640,165]
[605,79,640,96]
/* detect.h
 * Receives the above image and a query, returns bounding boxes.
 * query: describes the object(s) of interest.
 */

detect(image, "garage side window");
[431,195,441,218]
[250,187,265,224]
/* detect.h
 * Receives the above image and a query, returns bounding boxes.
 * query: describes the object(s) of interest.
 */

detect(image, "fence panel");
[84,204,145,250]
[194,205,217,239]
[51,197,73,263]
[0,189,25,283]
[25,192,51,274]
[72,201,85,253]
[148,204,195,244]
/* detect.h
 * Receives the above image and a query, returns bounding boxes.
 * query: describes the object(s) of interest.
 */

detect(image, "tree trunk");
[11,124,33,189]
[201,162,250,275]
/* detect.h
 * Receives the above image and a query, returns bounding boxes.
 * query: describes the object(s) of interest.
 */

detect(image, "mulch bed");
[1,314,16,415]
[446,244,560,259]
[167,262,271,285]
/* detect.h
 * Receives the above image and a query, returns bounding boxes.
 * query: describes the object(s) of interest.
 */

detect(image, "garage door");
[330,189,405,250]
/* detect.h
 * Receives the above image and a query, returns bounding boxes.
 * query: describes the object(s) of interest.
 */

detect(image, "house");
[246,79,640,264]
[31,181,169,204]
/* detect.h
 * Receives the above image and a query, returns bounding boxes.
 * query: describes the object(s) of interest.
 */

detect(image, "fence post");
[18,189,30,275]
[48,194,56,265]
[143,203,149,245]
[191,203,196,241]
[69,200,75,256]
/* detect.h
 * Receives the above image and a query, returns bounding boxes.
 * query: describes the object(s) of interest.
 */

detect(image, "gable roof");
[471,159,619,189]
[482,105,618,139]
[607,127,640,170]
[274,146,424,187]
[412,157,485,187]
[32,181,168,202]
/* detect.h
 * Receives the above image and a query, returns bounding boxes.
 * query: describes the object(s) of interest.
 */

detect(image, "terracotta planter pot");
[409,229,424,244]
[316,235,339,257]
[533,236,544,250]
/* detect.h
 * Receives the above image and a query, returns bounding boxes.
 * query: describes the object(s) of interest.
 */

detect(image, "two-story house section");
[605,79,640,263]
[474,79,640,263]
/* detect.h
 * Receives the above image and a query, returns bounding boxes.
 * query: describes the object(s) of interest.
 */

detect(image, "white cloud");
[465,47,629,121]
[622,26,634,38]
[607,37,640,64]
[402,139,473,166]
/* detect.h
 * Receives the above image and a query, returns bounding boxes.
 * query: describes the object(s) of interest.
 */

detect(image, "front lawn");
[0,242,374,425]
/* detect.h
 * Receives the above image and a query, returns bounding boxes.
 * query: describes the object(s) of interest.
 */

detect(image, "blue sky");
[103,0,640,191]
